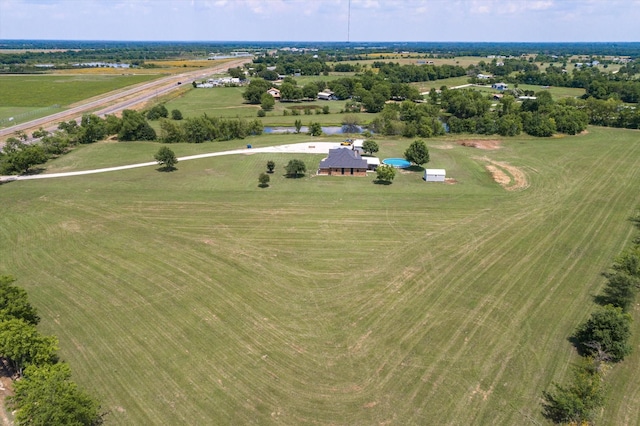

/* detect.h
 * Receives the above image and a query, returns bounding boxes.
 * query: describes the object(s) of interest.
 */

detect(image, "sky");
[1,0,639,43]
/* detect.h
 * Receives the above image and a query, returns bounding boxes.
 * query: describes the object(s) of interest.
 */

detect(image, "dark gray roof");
[319,148,368,169]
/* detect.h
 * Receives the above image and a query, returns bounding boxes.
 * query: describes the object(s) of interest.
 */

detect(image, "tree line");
[0,106,263,175]
[542,210,640,424]
[0,276,104,425]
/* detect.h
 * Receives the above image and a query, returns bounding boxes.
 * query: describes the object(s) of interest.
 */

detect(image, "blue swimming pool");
[382,158,411,168]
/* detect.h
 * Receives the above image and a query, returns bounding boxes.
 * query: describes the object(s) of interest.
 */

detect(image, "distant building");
[491,82,508,90]
[317,90,337,101]
[267,88,281,99]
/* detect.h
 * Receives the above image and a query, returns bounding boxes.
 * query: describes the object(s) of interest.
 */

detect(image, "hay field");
[0,127,639,424]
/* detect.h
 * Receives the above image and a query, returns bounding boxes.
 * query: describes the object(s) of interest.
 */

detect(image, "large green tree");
[0,318,58,374]
[154,146,178,170]
[260,92,275,111]
[362,140,379,155]
[76,114,107,144]
[146,104,169,120]
[10,363,103,426]
[404,139,430,166]
[242,78,271,104]
[0,276,40,325]
[118,109,156,141]
[542,360,605,425]
[308,122,322,136]
[159,118,184,143]
[376,164,396,183]
[572,304,633,362]
[285,159,306,178]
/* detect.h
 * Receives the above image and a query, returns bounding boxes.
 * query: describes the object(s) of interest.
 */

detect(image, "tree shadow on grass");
[258,183,270,188]
[156,166,177,172]
[406,165,425,173]
[373,179,393,185]
[22,167,46,176]
[284,174,305,179]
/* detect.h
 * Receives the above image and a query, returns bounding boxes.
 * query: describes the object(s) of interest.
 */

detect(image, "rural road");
[0,58,251,141]
[1,142,344,182]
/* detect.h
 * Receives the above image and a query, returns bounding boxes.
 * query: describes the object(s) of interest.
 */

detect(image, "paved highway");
[0,58,251,141]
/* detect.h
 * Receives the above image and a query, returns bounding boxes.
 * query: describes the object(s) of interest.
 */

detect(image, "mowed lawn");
[1,127,640,424]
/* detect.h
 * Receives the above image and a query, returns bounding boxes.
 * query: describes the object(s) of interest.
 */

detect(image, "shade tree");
[0,276,40,325]
[404,139,430,166]
[154,146,178,170]
[285,159,306,177]
[375,164,396,183]
[10,363,103,426]
[572,304,632,362]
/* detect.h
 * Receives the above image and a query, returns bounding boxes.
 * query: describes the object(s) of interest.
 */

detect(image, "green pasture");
[0,105,65,129]
[164,86,355,126]
[1,127,640,425]
[0,74,159,108]
[471,83,585,100]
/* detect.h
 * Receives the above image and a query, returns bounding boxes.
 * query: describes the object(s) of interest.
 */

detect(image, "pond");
[263,125,366,135]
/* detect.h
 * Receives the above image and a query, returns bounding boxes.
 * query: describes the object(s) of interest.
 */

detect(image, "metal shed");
[424,169,446,182]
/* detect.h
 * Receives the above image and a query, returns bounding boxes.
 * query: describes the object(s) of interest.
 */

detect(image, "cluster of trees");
[0,103,260,175]
[479,60,640,106]
[243,63,462,113]
[0,136,49,175]
[368,88,590,139]
[250,53,330,77]
[0,276,103,425]
[372,61,467,83]
[369,101,446,138]
[542,211,640,424]
[159,114,262,143]
[146,104,182,121]
[57,109,156,144]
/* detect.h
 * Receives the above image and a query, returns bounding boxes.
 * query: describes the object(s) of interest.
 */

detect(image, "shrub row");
[542,211,640,424]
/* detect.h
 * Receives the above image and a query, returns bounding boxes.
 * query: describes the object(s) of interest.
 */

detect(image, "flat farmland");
[0,74,159,108]
[0,127,639,424]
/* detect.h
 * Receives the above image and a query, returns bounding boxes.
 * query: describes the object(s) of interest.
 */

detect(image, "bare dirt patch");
[0,373,14,426]
[486,165,510,186]
[432,143,454,150]
[459,140,502,150]
[477,157,528,191]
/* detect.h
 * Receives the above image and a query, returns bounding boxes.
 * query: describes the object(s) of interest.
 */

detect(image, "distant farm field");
[1,127,639,425]
[0,74,159,107]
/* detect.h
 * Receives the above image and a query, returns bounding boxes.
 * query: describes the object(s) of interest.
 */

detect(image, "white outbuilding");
[424,169,446,182]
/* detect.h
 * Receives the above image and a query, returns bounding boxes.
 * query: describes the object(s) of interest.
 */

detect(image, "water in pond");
[263,125,365,134]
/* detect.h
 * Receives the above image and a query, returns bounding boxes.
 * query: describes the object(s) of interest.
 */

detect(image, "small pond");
[263,125,365,135]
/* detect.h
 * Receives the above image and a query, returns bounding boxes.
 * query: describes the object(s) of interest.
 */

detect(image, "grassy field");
[472,83,586,100]
[48,59,237,76]
[164,86,357,126]
[0,74,160,108]
[1,126,639,424]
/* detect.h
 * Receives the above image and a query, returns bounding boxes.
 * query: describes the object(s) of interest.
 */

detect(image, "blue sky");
[1,0,639,42]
